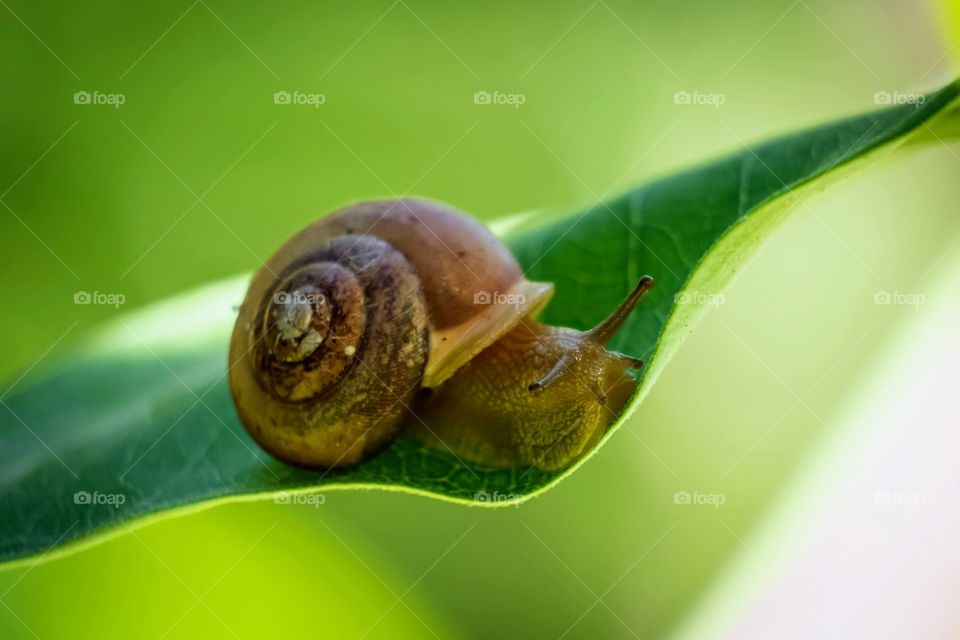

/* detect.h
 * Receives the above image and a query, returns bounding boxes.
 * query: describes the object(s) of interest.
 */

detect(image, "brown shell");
[230,234,429,467]
[228,198,552,468]
[284,199,554,387]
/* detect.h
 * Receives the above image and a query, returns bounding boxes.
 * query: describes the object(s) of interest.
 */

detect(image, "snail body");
[229,199,652,471]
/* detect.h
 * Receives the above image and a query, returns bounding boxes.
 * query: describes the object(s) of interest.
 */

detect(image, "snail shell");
[229,199,553,468]
[230,198,652,471]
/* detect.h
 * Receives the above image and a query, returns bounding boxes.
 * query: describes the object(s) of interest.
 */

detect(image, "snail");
[228,199,654,471]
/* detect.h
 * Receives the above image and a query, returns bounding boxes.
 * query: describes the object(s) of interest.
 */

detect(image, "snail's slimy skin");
[228,198,651,471]
[408,318,640,471]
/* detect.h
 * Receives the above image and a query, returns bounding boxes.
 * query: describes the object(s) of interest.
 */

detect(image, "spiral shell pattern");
[230,234,429,468]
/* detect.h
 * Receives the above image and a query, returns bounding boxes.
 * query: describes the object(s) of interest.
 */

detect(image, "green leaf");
[3,80,959,566]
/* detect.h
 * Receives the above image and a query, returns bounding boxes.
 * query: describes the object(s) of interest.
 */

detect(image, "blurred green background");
[1,0,958,637]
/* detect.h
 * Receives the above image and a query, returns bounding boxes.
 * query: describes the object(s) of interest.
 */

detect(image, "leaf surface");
[2,80,958,565]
